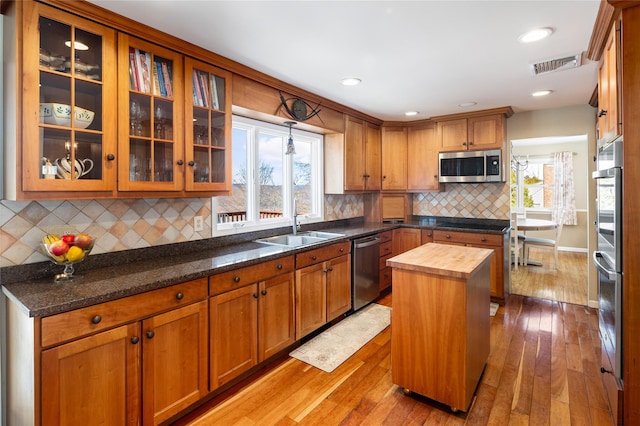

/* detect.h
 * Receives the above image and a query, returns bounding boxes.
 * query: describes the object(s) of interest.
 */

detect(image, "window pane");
[217,127,248,223]
[293,139,312,215]
[258,131,284,220]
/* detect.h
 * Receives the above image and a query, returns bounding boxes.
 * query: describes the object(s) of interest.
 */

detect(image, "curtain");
[552,151,577,225]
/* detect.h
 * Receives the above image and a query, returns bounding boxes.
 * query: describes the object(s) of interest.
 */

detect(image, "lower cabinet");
[392,227,422,255]
[295,241,351,338]
[379,230,393,292]
[433,230,507,301]
[209,256,295,389]
[36,279,209,426]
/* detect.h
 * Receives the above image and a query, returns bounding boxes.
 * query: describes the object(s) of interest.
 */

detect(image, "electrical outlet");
[194,216,204,232]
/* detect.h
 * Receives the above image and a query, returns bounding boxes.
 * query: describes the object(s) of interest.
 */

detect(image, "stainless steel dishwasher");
[352,235,381,311]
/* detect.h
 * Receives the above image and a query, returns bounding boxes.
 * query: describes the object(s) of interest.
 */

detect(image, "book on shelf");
[211,75,219,110]
[161,62,173,98]
[136,49,152,94]
[152,62,162,96]
[154,61,167,97]
[199,72,210,108]
[129,47,140,91]
[193,69,203,106]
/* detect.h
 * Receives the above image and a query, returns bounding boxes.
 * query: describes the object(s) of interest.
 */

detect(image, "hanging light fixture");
[284,121,297,155]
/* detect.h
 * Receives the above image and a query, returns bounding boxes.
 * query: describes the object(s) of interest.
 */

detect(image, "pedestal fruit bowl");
[41,233,95,282]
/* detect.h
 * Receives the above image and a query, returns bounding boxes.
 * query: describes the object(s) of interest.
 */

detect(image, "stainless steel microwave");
[438,149,504,183]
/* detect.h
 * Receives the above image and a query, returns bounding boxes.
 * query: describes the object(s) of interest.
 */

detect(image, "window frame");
[511,155,554,213]
[213,115,324,236]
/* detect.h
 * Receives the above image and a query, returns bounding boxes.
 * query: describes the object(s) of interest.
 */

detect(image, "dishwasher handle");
[354,236,380,249]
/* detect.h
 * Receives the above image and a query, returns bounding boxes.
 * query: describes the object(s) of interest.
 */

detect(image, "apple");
[62,234,76,244]
[75,233,93,249]
[49,239,69,256]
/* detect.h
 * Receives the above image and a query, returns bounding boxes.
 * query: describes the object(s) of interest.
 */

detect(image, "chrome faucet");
[293,199,300,235]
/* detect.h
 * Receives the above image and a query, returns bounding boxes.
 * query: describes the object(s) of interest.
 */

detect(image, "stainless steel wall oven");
[593,136,623,383]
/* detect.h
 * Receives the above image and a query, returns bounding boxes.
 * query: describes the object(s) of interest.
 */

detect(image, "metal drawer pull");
[146,331,155,339]
[131,336,140,344]
[277,264,283,269]
[261,289,267,296]
[91,315,102,324]
[233,276,241,283]
[253,293,259,299]
[175,292,184,300]
[311,255,317,261]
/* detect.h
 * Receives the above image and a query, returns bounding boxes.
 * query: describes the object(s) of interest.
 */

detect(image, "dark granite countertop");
[1,217,508,318]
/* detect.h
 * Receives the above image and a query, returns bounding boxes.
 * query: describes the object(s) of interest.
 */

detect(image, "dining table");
[516,218,557,266]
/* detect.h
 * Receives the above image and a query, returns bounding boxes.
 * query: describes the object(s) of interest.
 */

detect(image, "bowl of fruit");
[41,233,94,281]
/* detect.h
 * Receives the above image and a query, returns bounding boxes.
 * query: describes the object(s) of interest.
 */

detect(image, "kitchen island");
[387,243,493,412]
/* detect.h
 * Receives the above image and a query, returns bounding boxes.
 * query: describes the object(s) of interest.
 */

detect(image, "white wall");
[506,104,598,307]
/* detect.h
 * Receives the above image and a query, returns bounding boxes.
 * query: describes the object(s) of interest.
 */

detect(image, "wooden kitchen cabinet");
[6,1,118,200]
[22,278,209,426]
[597,20,621,143]
[433,230,508,301]
[209,256,295,389]
[295,241,351,338]
[392,228,422,255]
[421,229,434,243]
[379,230,394,291]
[325,115,381,193]
[184,57,232,193]
[407,123,442,192]
[437,114,505,152]
[117,33,185,192]
[381,126,408,191]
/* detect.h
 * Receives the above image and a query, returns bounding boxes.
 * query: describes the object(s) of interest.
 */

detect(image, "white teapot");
[55,157,94,179]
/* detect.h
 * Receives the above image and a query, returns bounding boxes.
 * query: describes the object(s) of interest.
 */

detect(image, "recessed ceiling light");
[64,40,89,50]
[341,77,361,86]
[405,111,419,116]
[518,28,553,43]
[531,90,553,97]
[458,102,477,107]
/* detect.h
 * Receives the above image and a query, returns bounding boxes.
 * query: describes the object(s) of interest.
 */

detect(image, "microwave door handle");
[593,251,618,279]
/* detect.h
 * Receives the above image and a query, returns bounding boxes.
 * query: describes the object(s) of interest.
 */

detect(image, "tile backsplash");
[0,187,505,268]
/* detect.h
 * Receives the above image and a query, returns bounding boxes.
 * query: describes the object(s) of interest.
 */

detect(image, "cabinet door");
[364,122,382,191]
[118,34,184,192]
[41,323,141,426]
[392,228,422,255]
[22,3,117,196]
[472,244,503,299]
[210,284,258,389]
[326,254,352,322]
[184,57,232,193]
[598,24,620,142]
[142,300,208,425]
[344,116,366,191]
[437,119,468,151]
[421,229,434,244]
[467,114,503,150]
[381,127,408,190]
[407,124,441,191]
[295,262,327,338]
[259,273,295,361]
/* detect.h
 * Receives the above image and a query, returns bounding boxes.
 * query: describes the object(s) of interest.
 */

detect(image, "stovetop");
[436,222,507,232]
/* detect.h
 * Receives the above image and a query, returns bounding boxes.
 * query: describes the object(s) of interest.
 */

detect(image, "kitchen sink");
[255,231,345,247]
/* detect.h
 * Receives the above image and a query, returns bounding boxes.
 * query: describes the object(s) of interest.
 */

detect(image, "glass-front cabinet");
[117,34,184,192]
[21,3,117,195]
[184,58,232,192]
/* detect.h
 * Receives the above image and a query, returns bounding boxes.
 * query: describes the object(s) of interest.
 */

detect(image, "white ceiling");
[88,0,601,122]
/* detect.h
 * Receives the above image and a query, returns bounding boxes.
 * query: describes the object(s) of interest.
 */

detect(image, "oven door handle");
[592,167,621,179]
[593,251,618,279]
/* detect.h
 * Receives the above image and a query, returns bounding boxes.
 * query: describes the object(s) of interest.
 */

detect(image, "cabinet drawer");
[379,230,393,244]
[41,278,208,348]
[380,253,393,270]
[380,267,392,291]
[432,230,502,247]
[380,241,393,257]
[209,256,294,296]
[295,241,351,269]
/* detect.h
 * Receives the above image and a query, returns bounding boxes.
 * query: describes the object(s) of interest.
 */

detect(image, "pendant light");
[285,121,297,155]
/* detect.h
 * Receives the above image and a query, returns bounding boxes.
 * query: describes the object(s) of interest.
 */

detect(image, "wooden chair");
[510,212,524,270]
[523,213,564,269]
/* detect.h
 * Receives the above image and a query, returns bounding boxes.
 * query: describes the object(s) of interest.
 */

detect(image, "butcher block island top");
[387,243,493,413]
[386,242,494,278]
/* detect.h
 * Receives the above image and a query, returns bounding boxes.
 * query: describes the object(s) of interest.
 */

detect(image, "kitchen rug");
[490,302,499,316]
[289,303,391,373]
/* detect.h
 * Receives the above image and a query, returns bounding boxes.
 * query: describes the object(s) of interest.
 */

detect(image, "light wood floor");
[174,290,612,425]
[510,248,589,306]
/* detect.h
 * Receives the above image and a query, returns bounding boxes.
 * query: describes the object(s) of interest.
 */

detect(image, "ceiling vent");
[529,52,583,76]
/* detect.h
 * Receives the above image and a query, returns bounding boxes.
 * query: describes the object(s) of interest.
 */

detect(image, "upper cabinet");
[184,58,232,193]
[117,34,185,192]
[437,113,505,152]
[15,2,118,199]
[407,123,441,192]
[325,115,381,193]
[381,126,407,191]
[597,20,621,143]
